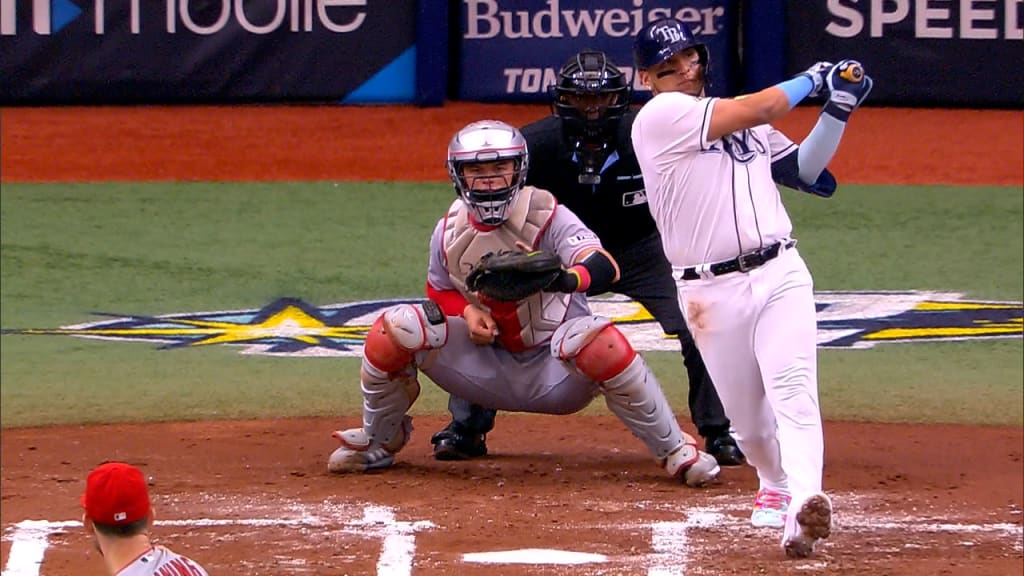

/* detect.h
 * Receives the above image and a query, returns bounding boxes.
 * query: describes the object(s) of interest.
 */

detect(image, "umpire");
[430,50,744,467]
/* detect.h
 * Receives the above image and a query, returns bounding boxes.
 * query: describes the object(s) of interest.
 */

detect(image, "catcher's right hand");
[466,249,564,302]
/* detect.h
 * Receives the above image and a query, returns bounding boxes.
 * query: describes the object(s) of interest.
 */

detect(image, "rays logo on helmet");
[653,23,687,44]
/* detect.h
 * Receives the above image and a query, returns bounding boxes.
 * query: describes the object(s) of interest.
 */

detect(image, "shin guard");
[360,302,446,448]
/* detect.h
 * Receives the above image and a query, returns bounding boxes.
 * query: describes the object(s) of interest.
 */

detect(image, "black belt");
[679,240,796,280]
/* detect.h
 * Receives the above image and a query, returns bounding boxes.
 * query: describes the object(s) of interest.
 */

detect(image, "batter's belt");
[676,239,797,281]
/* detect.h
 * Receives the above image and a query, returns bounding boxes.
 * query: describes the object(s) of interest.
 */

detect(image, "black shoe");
[430,422,488,461]
[706,434,746,467]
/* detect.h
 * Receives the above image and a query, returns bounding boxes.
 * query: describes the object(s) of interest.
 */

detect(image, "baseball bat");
[839,63,864,83]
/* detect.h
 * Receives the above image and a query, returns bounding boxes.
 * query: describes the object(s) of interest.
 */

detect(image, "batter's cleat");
[664,444,721,487]
[705,434,746,467]
[751,488,791,528]
[327,416,413,473]
[782,493,833,558]
[430,422,488,461]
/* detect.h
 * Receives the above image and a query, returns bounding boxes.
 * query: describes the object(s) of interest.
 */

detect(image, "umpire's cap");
[633,18,710,83]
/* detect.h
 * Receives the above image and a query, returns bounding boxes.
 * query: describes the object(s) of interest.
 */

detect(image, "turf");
[1,182,1020,428]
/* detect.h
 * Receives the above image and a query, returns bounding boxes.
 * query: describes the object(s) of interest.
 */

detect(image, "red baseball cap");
[81,462,151,525]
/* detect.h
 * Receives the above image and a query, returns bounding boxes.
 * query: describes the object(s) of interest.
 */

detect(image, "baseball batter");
[328,119,720,487]
[81,462,209,576]
[630,18,873,558]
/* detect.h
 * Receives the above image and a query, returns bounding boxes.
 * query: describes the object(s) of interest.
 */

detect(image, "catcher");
[327,119,721,486]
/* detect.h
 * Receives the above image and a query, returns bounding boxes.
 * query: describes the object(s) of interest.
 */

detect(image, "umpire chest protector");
[521,112,656,251]
[443,186,571,350]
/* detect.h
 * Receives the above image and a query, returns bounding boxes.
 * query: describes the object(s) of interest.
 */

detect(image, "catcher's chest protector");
[444,187,569,348]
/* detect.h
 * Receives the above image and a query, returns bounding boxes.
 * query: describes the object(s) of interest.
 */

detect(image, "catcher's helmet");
[550,50,631,184]
[447,120,529,226]
[633,18,710,83]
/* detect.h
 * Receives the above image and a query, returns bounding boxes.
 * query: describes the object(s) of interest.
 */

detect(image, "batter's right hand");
[823,60,873,122]
[463,305,499,345]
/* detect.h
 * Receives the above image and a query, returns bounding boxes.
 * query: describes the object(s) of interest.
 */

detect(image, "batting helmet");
[633,18,710,84]
[446,120,529,226]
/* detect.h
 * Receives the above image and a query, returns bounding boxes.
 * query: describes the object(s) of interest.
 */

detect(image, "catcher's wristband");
[553,251,617,294]
[553,265,591,293]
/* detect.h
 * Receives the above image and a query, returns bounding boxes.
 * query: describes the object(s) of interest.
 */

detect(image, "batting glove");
[823,59,874,122]
[796,61,833,98]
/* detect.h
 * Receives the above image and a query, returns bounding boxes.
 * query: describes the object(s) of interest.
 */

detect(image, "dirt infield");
[1,104,1022,575]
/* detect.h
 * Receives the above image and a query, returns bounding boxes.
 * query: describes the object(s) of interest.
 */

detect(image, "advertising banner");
[457,0,739,102]
[0,0,417,104]
[785,2,1023,108]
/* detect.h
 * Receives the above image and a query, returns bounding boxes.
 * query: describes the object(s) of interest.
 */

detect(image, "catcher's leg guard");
[552,316,720,487]
[329,303,447,474]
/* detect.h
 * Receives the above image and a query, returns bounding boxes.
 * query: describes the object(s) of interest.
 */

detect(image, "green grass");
[1,182,1021,428]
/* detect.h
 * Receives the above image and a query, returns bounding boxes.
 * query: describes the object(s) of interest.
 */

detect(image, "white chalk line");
[3,493,1021,576]
[1,503,433,576]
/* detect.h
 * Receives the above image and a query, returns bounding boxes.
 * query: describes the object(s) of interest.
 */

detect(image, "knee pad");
[552,316,636,382]
[364,301,448,373]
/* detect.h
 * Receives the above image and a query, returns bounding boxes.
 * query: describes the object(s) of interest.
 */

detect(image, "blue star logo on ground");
[2,291,1020,356]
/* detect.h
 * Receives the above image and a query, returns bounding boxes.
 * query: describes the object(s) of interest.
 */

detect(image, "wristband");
[777,76,814,109]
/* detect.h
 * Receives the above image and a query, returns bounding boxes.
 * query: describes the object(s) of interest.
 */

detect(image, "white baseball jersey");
[632,89,828,530]
[118,545,208,576]
[631,91,799,267]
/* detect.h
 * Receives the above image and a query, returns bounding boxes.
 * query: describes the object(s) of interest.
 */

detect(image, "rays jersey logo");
[3,291,1020,356]
[711,129,768,164]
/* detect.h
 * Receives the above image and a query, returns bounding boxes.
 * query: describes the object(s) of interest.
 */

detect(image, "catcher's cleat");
[430,422,488,461]
[327,416,413,473]
[664,444,721,487]
[705,433,746,467]
[782,493,833,558]
[751,488,791,529]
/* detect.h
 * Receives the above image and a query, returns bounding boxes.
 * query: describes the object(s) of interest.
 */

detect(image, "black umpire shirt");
[520,110,656,253]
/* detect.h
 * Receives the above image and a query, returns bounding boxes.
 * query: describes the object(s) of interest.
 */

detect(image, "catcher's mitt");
[466,249,564,302]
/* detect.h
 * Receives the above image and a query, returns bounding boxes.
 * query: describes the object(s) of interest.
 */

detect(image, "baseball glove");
[466,249,564,302]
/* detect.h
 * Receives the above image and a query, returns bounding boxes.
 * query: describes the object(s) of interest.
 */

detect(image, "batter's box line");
[2,504,434,576]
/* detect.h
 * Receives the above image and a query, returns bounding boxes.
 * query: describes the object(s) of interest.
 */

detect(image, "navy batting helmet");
[633,18,710,82]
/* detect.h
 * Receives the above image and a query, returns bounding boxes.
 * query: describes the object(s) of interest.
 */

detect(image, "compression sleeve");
[797,112,847,184]
[426,282,470,317]
[554,250,617,294]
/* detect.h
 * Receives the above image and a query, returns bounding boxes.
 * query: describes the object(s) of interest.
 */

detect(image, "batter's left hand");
[797,61,833,98]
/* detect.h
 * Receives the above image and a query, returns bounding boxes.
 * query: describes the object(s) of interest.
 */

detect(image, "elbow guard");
[772,153,837,198]
[551,250,617,295]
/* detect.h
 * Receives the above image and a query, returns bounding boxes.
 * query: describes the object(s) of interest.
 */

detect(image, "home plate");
[463,548,608,565]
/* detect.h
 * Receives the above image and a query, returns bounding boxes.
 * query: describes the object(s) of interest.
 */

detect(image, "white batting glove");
[796,61,833,98]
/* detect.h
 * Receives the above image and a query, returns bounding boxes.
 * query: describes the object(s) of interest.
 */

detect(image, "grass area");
[1,182,1021,428]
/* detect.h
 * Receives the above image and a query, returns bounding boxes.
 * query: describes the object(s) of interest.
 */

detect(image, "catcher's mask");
[633,18,710,86]
[550,50,630,185]
[447,120,529,226]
